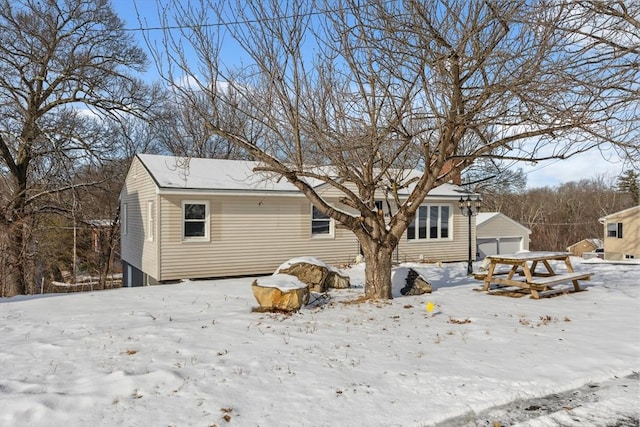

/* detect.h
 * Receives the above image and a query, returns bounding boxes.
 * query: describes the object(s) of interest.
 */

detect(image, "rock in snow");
[251,274,310,312]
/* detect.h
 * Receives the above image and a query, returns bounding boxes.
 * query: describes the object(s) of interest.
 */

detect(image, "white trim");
[158,188,304,197]
[157,187,471,201]
[311,205,335,238]
[181,200,210,242]
[147,201,154,242]
[407,204,453,241]
[599,205,640,223]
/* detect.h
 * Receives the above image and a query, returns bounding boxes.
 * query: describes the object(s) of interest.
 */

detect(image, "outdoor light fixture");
[459,195,482,275]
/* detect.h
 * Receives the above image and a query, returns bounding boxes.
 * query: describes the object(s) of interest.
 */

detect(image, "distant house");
[476,212,531,259]
[86,219,116,254]
[566,238,603,257]
[598,206,640,261]
[120,154,479,287]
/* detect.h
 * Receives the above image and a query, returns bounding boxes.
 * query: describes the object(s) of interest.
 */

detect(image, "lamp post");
[459,195,482,275]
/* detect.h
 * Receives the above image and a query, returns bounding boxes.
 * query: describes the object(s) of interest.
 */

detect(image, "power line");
[523,221,596,225]
[121,3,349,33]
[519,158,563,176]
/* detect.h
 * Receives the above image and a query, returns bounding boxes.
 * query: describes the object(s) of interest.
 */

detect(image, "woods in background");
[1,0,638,296]
[480,172,636,252]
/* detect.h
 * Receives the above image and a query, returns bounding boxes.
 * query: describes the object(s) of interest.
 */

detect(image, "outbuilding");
[475,212,531,259]
[566,238,603,257]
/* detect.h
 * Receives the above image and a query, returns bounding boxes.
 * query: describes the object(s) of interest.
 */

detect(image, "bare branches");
[153,0,638,298]
[0,0,154,295]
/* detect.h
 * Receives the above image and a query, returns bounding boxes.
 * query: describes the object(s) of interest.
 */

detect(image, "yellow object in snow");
[426,301,435,313]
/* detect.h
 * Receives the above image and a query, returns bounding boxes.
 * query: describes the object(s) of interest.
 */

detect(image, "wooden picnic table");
[477,251,592,299]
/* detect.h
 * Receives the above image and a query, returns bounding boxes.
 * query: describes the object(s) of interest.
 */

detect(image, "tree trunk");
[4,165,34,296]
[5,220,31,296]
[361,240,394,300]
[98,209,120,289]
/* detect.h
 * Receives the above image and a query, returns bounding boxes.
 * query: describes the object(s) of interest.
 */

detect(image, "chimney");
[439,160,462,185]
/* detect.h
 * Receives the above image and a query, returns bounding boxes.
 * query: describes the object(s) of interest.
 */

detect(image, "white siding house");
[476,212,531,259]
[120,154,479,286]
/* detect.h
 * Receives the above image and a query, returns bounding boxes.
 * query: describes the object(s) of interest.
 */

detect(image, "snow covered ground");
[0,258,638,426]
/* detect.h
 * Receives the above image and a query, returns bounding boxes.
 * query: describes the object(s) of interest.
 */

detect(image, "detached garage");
[476,212,531,259]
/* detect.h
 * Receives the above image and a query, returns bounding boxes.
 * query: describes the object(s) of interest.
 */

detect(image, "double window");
[607,222,623,238]
[311,206,333,237]
[407,205,450,240]
[183,201,209,241]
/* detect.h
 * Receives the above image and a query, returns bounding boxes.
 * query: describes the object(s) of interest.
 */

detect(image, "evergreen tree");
[616,170,639,205]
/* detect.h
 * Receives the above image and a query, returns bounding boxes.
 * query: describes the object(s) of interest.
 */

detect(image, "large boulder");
[400,268,433,296]
[252,274,310,312]
[276,257,351,292]
[325,270,351,289]
[276,257,330,292]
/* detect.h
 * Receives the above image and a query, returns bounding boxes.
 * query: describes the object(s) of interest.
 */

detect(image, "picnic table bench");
[478,251,592,299]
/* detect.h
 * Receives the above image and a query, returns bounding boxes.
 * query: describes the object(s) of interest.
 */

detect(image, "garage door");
[477,238,498,259]
[477,237,523,259]
[499,237,523,254]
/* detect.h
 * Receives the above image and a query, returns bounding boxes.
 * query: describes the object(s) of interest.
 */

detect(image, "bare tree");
[553,0,640,163]
[0,0,154,296]
[155,0,638,299]
[462,159,527,198]
[496,176,629,251]
[152,97,253,159]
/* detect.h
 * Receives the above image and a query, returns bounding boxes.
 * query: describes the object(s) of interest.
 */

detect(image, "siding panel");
[125,167,473,281]
[120,158,159,280]
[158,195,359,280]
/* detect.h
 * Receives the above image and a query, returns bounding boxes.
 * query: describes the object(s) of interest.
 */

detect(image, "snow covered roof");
[567,238,603,250]
[136,154,470,198]
[476,212,531,233]
[137,154,307,192]
[476,212,500,226]
[421,182,470,197]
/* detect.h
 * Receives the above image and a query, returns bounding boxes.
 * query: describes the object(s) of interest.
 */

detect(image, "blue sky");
[518,150,628,188]
[112,0,632,189]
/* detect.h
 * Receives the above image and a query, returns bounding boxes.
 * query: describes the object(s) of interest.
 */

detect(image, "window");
[607,222,623,238]
[147,201,154,241]
[311,206,332,237]
[183,201,209,240]
[122,203,128,235]
[407,205,450,240]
